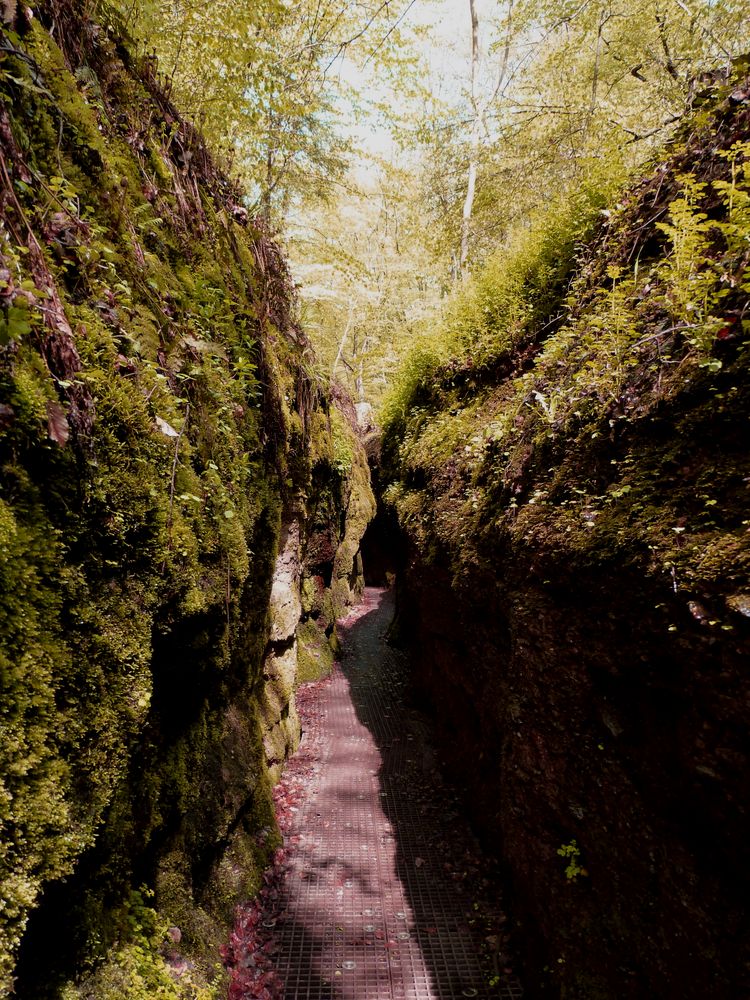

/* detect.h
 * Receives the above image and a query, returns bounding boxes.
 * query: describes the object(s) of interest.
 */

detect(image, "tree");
[408,0,750,280]
[290,156,441,408]
[114,0,420,226]
[460,0,514,276]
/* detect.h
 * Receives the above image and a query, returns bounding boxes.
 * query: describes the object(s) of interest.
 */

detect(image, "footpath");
[226,587,523,1000]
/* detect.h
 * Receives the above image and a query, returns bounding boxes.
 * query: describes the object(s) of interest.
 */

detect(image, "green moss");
[380,186,609,433]
[384,88,750,598]
[296,618,336,683]
[330,440,376,615]
[61,890,219,1000]
[0,7,335,995]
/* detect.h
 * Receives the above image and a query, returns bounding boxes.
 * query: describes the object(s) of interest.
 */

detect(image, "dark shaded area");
[395,539,750,1000]
[360,503,400,586]
[360,441,400,588]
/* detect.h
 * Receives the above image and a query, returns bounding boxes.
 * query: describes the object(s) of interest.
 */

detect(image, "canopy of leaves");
[107,0,750,413]
[112,0,420,223]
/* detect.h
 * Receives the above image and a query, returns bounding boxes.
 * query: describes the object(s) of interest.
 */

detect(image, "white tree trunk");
[459,0,480,278]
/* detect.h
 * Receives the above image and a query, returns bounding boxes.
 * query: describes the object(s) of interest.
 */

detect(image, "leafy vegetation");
[280,0,750,406]
[379,59,750,999]
[90,0,750,410]
[109,0,421,224]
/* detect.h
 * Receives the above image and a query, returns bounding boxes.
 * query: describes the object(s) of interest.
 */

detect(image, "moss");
[61,889,219,1000]
[384,89,750,600]
[296,618,336,683]
[330,439,376,616]
[0,4,346,995]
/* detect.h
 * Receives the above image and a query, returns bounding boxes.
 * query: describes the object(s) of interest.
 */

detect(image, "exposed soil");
[225,588,523,1000]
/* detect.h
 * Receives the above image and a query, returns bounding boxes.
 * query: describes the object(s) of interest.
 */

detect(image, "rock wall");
[0,5,373,996]
[383,74,750,999]
[261,408,376,780]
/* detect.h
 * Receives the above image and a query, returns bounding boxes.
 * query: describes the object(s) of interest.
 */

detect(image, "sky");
[335,0,511,179]
[332,0,484,162]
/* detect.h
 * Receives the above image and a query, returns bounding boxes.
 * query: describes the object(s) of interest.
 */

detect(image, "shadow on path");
[243,587,522,1000]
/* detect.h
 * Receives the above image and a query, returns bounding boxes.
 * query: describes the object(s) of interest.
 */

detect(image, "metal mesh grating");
[266,587,523,1000]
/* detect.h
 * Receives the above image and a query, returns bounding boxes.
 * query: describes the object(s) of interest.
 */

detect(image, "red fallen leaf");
[717,326,732,340]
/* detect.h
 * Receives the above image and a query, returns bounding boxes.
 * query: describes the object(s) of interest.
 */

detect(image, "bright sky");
[331,0,488,161]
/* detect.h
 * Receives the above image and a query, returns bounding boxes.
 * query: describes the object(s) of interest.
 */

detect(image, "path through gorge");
[226,588,524,1000]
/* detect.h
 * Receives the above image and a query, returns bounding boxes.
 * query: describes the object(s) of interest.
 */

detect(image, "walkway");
[229,588,523,1000]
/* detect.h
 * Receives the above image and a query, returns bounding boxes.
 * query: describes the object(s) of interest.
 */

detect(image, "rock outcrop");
[0,4,373,996]
[261,413,376,780]
[383,71,750,999]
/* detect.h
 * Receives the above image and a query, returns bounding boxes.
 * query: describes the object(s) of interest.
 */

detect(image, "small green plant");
[714,141,750,240]
[656,174,723,353]
[557,840,588,881]
[67,888,218,1000]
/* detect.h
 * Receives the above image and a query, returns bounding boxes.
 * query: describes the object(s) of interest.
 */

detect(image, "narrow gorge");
[0,4,749,1000]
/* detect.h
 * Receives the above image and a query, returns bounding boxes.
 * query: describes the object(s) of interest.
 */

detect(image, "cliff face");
[0,4,372,996]
[261,399,375,781]
[383,74,750,998]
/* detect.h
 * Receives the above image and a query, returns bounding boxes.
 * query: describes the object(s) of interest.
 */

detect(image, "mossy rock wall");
[0,4,373,996]
[259,403,376,772]
[383,75,750,999]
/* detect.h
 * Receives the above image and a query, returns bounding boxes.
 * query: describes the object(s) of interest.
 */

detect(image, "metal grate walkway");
[248,587,522,1000]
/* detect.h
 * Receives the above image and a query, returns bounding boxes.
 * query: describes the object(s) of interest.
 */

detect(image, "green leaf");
[0,304,33,344]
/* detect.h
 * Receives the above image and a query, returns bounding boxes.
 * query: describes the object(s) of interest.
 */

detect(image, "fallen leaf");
[47,401,69,446]
[155,415,179,438]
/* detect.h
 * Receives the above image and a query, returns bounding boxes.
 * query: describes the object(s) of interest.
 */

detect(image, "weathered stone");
[269,521,303,643]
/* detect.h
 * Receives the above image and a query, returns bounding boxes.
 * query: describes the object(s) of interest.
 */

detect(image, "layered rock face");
[383,76,750,999]
[261,429,376,779]
[0,5,373,996]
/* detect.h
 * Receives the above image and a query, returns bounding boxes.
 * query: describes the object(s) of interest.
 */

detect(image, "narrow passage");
[232,588,523,1000]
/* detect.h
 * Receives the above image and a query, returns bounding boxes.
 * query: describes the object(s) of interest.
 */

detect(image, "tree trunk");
[459,0,480,278]
[331,301,355,379]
